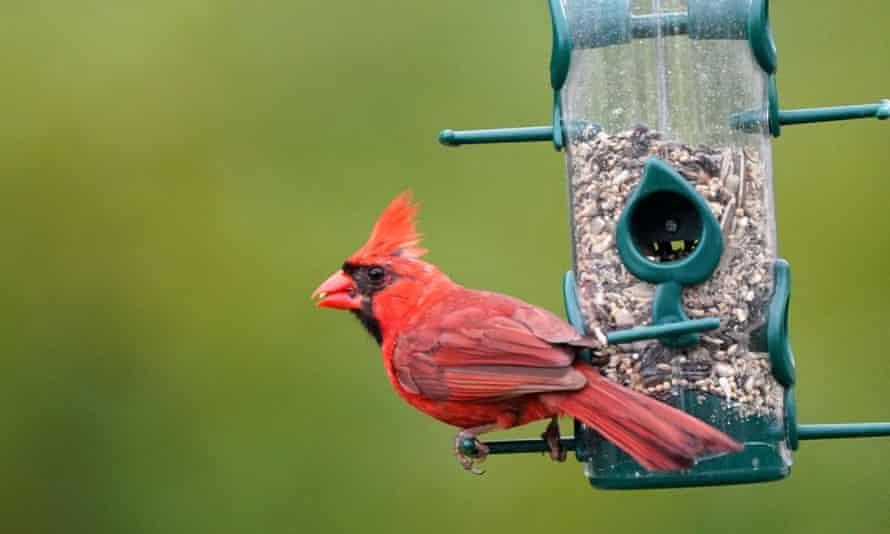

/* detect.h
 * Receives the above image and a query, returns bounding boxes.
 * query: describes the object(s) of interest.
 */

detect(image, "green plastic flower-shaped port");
[611,157,724,348]
[616,158,723,286]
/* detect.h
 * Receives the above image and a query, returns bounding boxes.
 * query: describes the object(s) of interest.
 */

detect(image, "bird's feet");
[541,417,567,462]
[454,430,490,475]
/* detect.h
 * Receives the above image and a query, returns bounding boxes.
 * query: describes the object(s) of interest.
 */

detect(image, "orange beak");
[312,270,361,310]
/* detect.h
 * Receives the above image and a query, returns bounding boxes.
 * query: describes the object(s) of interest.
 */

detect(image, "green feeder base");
[577,390,790,489]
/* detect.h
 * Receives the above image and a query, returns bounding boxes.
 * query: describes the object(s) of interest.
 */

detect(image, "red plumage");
[314,192,741,473]
[349,191,427,262]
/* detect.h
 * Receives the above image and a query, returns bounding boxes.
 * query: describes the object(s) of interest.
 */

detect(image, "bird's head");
[312,192,447,343]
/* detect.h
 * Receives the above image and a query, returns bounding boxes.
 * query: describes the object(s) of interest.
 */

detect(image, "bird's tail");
[552,364,742,471]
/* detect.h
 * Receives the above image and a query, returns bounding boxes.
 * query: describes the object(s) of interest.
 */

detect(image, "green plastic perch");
[438,126,553,146]
[778,100,890,125]
[796,423,890,440]
[732,99,890,132]
[444,100,890,145]
[605,318,720,345]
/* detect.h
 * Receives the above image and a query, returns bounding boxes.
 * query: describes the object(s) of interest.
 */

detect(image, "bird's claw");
[454,432,489,475]
[542,418,567,463]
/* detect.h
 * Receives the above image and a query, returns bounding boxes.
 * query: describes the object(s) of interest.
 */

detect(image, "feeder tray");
[440,0,889,490]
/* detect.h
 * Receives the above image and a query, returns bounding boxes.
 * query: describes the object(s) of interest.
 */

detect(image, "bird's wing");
[392,290,592,401]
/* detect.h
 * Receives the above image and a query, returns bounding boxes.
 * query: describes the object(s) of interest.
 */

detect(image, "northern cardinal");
[313,192,741,474]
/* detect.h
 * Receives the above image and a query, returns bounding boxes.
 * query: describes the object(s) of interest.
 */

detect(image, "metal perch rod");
[462,423,890,457]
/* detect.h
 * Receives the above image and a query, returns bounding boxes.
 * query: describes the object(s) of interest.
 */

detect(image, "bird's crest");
[350,191,427,262]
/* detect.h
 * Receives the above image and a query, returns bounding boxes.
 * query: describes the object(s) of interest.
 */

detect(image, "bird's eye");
[368,266,385,282]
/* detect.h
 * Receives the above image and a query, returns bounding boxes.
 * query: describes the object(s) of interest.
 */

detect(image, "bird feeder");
[439,0,890,489]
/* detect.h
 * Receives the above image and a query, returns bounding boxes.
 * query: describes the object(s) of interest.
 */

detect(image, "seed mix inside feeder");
[569,126,779,418]
[439,0,890,489]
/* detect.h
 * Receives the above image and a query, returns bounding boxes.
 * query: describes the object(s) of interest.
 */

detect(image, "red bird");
[313,192,741,474]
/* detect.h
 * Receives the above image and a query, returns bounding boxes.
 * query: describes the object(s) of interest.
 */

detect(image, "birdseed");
[569,125,782,418]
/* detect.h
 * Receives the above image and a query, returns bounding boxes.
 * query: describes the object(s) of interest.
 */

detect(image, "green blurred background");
[1,2,889,533]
